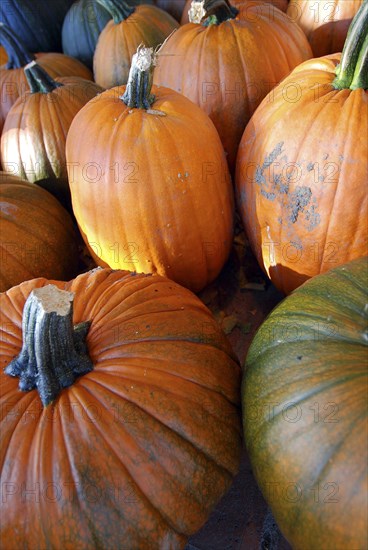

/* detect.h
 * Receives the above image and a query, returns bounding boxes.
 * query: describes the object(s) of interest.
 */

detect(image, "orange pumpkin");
[0,24,93,136]
[66,46,234,293]
[0,172,78,291]
[0,268,242,548]
[1,62,103,208]
[154,0,312,175]
[93,0,178,88]
[235,2,368,295]
[287,0,363,57]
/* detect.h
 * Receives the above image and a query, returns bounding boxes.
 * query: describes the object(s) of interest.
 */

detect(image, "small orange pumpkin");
[0,24,93,135]
[1,62,104,208]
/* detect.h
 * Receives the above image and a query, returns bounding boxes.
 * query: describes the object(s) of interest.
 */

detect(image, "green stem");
[332,0,368,90]
[0,22,35,69]
[94,0,135,24]
[121,45,156,109]
[24,60,63,94]
[4,285,93,407]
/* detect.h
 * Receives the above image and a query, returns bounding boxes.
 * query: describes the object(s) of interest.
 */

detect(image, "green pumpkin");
[242,256,368,550]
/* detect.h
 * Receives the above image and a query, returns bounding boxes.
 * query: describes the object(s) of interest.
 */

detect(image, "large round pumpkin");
[235,2,368,295]
[0,24,93,135]
[0,172,79,291]
[287,0,363,57]
[66,46,234,293]
[153,0,312,174]
[0,268,242,548]
[1,62,104,208]
[242,256,368,549]
[93,0,178,88]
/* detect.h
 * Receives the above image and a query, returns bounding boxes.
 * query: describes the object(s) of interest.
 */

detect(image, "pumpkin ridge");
[247,353,367,408]
[79,373,239,476]
[318,98,358,271]
[331,264,368,294]
[276,292,367,326]
[309,410,368,492]
[65,384,200,537]
[0,392,42,474]
[245,369,367,450]
[85,359,241,415]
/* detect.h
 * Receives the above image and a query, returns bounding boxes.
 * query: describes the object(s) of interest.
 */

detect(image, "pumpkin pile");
[0,0,367,548]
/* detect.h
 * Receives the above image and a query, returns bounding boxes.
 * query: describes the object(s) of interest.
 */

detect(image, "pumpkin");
[0,0,75,52]
[0,24,93,136]
[180,0,289,24]
[0,172,79,291]
[61,0,154,69]
[0,268,242,548]
[287,0,363,57]
[66,46,234,293]
[93,0,178,88]
[1,61,104,209]
[242,256,368,550]
[235,2,368,295]
[153,0,312,175]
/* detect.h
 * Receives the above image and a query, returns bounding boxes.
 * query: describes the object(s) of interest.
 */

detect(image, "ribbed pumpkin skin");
[235,54,368,295]
[242,257,368,550]
[0,53,93,136]
[0,173,78,291]
[0,268,242,549]
[93,5,179,88]
[0,0,74,52]
[287,0,363,57]
[154,4,312,174]
[66,85,234,293]
[61,0,155,69]
[1,76,104,204]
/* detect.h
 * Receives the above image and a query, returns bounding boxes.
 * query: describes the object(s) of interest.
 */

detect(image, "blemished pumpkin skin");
[66,47,234,294]
[0,268,242,549]
[1,63,104,208]
[93,2,179,88]
[0,172,79,291]
[287,0,363,57]
[242,256,368,550]
[180,0,289,24]
[0,24,93,136]
[235,2,368,295]
[154,0,312,175]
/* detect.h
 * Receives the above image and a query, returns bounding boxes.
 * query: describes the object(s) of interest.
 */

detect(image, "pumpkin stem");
[332,1,368,90]
[0,22,35,69]
[24,60,63,94]
[189,0,238,25]
[121,45,157,109]
[4,285,93,407]
[94,0,135,24]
